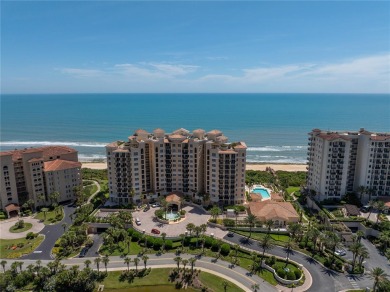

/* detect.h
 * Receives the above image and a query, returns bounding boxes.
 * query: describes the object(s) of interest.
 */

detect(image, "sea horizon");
[1,93,389,163]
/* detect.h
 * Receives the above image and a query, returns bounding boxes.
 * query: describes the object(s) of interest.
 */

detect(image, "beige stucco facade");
[106,128,247,206]
[0,146,82,211]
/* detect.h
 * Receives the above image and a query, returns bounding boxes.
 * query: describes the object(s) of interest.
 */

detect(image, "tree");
[142,255,149,269]
[251,283,260,291]
[287,222,303,242]
[102,255,110,273]
[186,223,195,236]
[357,185,366,201]
[370,267,389,292]
[62,223,67,232]
[179,233,185,246]
[94,257,101,272]
[244,214,258,239]
[1,260,7,272]
[160,197,168,219]
[84,259,91,269]
[349,242,363,271]
[133,257,140,272]
[37,194,46,206]
[324,231,342,264]
[194,226,202,248]
[124,256,132,272]
[189,257,197,274]
[259,234,274,258]
[358,247,369,270]
[234,207,240,226]
[284,239,295,265]
[234,244,240,257]
[356,230,365,243]
[49,191,60,206]
[210,206,221,221]
[375,201,386,224]
[125,235,131,254]
[265,219,274,234]
[182,259,188,270]
[222,280,229,292]
[367,199,376,218]
[174,256,182,270]
[41,208,49,221]
[26,199,35,212]
[161,232,167,251]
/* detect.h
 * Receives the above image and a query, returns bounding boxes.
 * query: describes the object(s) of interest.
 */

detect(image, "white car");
[335,249,346,256]
[151,203,160,208]
[135,218,141,226]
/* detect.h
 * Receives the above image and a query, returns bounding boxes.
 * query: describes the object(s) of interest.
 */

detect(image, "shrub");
[265,256,276,266]
[165,240,173,250]
[180,210,186,216]
[17,242,24,248]
[204,237,213,248]
[335,260,343,271]
[54,239,61,247]
[153,238,163,250]
[294,269,301,279]
[223,219,235,227]
[146,236,155,248]
[184,237,191,246]
[220,244,231,256]
[286,271,296,280]
[132,231,141,242]
[128,228,134,237]
[26,232,35,240]
[211,240,219,252]
[276,268,286,278]
[0,214,6,219]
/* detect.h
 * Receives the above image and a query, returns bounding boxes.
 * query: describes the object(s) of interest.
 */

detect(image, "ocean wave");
[0,141,107,147]
[78,154,107,162]
[247,146,307,152]
[247,158,307,164]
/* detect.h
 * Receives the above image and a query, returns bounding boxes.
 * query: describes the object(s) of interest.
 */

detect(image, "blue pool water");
[252,188,271,199]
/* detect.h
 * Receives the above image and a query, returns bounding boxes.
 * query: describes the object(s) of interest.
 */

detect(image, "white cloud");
[53,54,389,93]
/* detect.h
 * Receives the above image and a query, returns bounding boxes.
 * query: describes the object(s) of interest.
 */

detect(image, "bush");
[223,219,235,227]
[294,269,301,279]
[26,232,36,240]
[180,210,186,216]
[153,238,163,250]
[54,239,61,247]
[286,271,296,280]
[211,240,219,252]
[128,228,134,237]
[184,237,191,247]
[220,244,231,256]
[204,237,213,248]
[146,236,155,248]
[276,268,286,278]
[132,231,141,242]
[165,240,173,250]
[0,214,6,219]
[265,256,276,266]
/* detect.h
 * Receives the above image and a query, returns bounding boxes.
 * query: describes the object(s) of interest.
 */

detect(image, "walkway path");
[1,253,277,292]
[0,216,45,239]
[85,180,101,204]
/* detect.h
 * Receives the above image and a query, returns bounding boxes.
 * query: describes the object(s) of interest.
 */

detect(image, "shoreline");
[81,162,307,172]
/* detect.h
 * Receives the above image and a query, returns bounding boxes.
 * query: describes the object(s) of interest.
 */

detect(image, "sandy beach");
[81,162,307,172]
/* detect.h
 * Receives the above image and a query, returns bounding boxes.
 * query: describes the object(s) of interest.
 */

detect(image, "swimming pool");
[252,187,271,199]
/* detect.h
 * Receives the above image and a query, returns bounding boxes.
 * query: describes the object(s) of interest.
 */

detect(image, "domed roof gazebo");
[165,192,183,211]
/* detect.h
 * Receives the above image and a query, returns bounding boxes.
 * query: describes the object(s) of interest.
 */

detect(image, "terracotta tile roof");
[106,141,119,147]
[371,135,390,141]
[233,142,247,149]
[193,129,205,134]
[317,133,351,141]
[218,150,237,154]
[153,128,165,133]
[5,203,20,212]
[28,158,43,163]
[0,146,77,162]
[207,129,222,135]
[44,159,81,172]
[166,192,183,203]
[168,134,185,140]
[248,201,299,221]
[344,204,360,216]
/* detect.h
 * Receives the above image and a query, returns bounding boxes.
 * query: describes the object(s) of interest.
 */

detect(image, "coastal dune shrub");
[220,244,231,256]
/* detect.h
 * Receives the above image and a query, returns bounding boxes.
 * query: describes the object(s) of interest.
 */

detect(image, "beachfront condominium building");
[306,128,390,202]
[106,128,247,206]
[0,146,82,216]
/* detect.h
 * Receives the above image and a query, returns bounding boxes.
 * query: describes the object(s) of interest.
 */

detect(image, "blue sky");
[2,1,389,93]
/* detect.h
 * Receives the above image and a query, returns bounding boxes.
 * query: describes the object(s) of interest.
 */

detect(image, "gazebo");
[165,192,183,212]
[5,203,20,218]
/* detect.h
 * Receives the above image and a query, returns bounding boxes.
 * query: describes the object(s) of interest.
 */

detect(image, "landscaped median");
[0,233,44,258]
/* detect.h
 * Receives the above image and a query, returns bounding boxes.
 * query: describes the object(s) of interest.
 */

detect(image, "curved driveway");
[224,233,355,292]
[21,205,76,260]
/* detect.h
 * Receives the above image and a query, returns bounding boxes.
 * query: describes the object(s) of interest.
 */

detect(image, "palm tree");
[200,224,207,235]
[125,235,131,254]
[357,185,366,202]
[349,242,363,271]
[356,230,365,243]
[133,257,140,272]
[194,226,202,248]
[179,233,185,246]
[222,280,229,292]
[142,255,149,269]
[186,223,195,236]
[102,255,110,273]
[375,201,386,224]
[367,199,376,218]
[370,267,389,291]
[182,259,189,270]
[324,231,341,264]
[1,260,7,272]
[124,256,132,272]
[210,206,221,221]
[287,222,303,242]
[244,214,258,239]
[41,207,49,221]
[265,219,273,234]
[94,258,101,272]
[160,197,168,218]
[284,239,295,265]
[17,261,23,272]
[49,191,60,206]
[189,257,197,274]
[358,247,369,270]
[84,259,91,269]
[259,234,274,258]
[174,256,182,270]
[251,283,260,291]
[234,207,239,226]
[234,244,240,257]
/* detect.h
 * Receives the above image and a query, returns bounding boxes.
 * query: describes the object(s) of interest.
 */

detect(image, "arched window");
[3,166,8,170]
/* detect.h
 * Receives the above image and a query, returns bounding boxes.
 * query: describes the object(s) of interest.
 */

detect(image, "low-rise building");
[248,201,299,227]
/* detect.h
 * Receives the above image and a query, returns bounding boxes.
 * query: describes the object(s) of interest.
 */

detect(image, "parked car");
[227,232,234,237]
[135,218,141,225]
[79,247,89,258]
[143,206,150,212]
[151,203,160,208]
[151,228,160,234]
[335,249,346,256]
[360,205,371,213]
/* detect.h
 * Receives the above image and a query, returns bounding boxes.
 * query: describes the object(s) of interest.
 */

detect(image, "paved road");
[21,205,76,260]
[84,234,104,258]
[2,253,277,292]
[224,233,355,292]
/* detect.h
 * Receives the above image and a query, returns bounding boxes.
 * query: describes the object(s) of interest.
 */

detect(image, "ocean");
[1,93,389,163]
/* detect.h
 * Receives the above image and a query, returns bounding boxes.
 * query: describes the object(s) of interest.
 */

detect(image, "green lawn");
[198,271,244,292]
[84,184,98,197]
[286,187,300,195]
[100,241,143,256]
[102,268,244,292]
[233,230,290,244]
[34,208,63,225]
[0,235,44,258]
[9,222,33,233]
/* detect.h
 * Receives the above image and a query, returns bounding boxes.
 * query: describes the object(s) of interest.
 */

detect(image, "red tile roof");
[44,159,81,172]
[0,146,77,161]
[248,201,299,221]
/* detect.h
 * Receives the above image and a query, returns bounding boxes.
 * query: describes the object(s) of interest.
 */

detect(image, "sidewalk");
[0,216,44,239]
